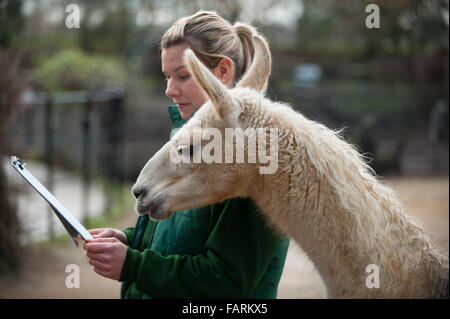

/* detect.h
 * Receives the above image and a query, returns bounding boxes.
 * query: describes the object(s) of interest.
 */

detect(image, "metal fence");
[275,80,449,175]
[6,86,126,242]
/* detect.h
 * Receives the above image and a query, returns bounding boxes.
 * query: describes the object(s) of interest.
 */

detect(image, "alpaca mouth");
[135,194,170,220]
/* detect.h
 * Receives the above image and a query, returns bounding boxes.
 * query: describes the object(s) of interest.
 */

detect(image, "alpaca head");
[132,35,274,220]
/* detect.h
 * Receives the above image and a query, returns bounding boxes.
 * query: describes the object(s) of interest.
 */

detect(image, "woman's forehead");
[161,43,190,73]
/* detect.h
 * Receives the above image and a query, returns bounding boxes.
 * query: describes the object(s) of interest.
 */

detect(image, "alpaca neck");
[240,102,448,298]
[240,103,382,296]
[250,174,370,298]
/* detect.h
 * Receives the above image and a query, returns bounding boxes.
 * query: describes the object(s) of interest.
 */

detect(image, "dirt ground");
[0,176,448,299]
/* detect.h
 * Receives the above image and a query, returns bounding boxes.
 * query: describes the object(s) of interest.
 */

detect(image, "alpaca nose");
[132,185,147,199]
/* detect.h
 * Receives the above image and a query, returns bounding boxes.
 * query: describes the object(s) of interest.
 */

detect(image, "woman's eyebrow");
[162,65,186,74]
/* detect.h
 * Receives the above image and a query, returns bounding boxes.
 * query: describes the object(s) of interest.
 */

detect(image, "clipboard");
[10,156,93,247]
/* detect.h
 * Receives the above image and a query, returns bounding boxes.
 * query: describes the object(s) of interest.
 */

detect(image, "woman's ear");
[213,57,234,88]
[184,49,234,119]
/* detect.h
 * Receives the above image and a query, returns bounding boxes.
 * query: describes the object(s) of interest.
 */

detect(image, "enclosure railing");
[9,86,126,241]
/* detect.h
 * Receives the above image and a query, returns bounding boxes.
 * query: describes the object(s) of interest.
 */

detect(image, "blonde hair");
[161,11,259,85]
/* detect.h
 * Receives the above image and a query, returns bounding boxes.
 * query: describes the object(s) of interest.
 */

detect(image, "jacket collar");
[168,104,187,129]
[168,104,198,129]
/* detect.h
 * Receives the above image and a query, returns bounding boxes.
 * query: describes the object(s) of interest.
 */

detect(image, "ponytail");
[234,22,259,82]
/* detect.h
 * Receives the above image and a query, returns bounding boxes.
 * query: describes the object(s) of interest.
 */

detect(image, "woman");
[83,10,289,299]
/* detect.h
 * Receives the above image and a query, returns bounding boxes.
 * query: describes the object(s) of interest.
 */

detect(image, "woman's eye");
[179,74,189,80]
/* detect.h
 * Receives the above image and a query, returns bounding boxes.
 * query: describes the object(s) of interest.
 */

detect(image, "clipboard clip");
[11,156,25,170]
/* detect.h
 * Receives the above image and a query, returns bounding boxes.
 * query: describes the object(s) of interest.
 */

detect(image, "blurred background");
[0,0,448,298]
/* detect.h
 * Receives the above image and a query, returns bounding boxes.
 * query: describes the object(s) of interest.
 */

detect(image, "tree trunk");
[0,50,25,274]
[0,94,21,274]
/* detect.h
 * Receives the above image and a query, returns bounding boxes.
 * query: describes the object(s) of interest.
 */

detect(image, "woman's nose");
[165,80,180,98]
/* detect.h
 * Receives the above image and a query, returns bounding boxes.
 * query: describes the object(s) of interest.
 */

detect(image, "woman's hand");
[83,237,128,281]
[88,228,128,245]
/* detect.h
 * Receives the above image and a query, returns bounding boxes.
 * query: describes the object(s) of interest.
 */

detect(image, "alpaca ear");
[184,49,233,119]
[237,35,271,93]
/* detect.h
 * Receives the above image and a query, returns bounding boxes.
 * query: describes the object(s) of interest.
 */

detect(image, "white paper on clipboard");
[10,156,93,247]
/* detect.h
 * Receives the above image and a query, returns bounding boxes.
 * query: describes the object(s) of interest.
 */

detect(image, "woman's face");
[162,43,208,120]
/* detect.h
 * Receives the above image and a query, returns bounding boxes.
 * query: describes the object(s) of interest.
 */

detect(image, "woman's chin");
[179,113,189,120]
[179,111,192,120]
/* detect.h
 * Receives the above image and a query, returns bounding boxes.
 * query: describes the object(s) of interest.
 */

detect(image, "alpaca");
[132,35,449,298]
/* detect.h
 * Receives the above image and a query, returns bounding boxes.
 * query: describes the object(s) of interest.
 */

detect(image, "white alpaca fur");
[133,35,449,298]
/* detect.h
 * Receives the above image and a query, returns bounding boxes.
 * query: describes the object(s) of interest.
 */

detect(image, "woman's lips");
[177,103,189,110]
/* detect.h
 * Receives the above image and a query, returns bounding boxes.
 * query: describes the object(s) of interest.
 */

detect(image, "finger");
[84,237,119,252]
[82,239,99,250]
[94,230,115,239]
[86,252,109,262]
[93,267,111,279]
[88,228,106,234]
[88,258,108,271]
[89,228,115,236]
[88,237,117,243]
[84,242,113,253]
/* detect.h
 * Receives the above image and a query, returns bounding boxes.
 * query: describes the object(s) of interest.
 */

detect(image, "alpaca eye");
[177,145,194,158]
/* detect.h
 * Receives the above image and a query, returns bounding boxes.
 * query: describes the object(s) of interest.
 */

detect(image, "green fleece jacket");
[119,105,289,298]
